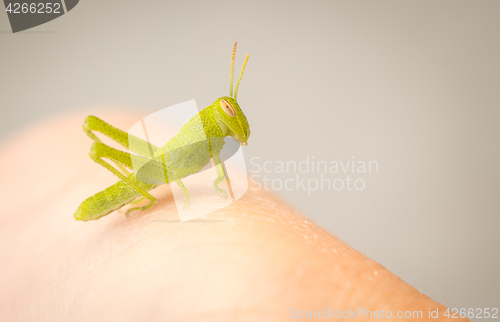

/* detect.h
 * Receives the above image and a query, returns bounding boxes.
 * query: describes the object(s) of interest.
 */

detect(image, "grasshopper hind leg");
[89,142,159,217]
[131,197,146,205]
[125,198,158,217]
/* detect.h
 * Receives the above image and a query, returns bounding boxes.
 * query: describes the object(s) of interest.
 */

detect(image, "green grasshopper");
[74,42,250,221]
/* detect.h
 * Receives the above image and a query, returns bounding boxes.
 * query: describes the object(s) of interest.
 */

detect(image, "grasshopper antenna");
[230,42,237,98]
[234,53,249,100]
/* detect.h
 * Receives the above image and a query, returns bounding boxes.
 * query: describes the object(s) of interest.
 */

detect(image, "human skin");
[0,111,468,322]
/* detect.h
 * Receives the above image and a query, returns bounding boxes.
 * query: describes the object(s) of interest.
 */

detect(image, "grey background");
[1,0,499,311]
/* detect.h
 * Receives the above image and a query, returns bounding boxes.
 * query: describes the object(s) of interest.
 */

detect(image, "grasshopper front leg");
[212,155,228,199]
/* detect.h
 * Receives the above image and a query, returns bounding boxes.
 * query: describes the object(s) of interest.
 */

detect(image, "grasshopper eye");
[221,99,236,117]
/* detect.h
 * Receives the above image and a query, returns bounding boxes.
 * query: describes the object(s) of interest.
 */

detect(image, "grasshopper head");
[214,96,250,146]
[214,41,250,145]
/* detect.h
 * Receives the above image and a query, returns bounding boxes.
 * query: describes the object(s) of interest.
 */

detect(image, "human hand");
[0,111,467,321]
